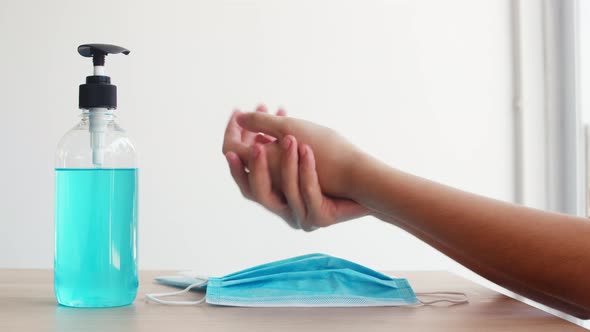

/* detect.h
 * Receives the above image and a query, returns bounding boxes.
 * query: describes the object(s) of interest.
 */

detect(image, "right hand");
[226,136,368,231]
[231,111,366,199]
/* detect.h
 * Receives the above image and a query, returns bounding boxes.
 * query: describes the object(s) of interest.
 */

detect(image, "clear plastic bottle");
[54,44,138,308]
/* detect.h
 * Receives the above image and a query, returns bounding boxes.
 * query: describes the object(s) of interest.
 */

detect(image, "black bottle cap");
[78,44,130,109]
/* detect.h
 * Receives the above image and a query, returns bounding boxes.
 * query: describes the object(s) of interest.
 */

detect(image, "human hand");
[229,110,366,199]
[225,136,368,230]
[222,105,285,159]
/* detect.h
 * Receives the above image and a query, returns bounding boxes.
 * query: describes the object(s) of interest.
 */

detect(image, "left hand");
[225,135,368,231]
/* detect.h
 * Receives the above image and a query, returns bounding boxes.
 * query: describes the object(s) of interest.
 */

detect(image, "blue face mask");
[145,253,467,307]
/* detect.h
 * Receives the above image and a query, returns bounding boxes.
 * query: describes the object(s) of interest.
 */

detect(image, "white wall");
[583,0,590,150]
[0,0,513,275]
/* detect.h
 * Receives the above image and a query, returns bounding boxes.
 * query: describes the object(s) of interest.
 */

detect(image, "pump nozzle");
[78,44,130,167]
[78,44,130,75]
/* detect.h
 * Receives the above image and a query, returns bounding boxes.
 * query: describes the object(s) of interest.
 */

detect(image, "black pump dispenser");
[78,44,130,110]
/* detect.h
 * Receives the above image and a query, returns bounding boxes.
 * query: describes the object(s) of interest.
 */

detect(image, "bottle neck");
[82,108,116,167]
[81,108,115,119]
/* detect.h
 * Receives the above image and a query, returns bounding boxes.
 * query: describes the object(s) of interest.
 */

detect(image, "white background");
[583,0,590,125]
[0,0,513,275]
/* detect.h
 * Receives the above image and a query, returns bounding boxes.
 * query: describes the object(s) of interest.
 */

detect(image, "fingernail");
[281,136,292,150]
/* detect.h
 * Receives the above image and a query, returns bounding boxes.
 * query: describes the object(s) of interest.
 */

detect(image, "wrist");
[346,149,382,202]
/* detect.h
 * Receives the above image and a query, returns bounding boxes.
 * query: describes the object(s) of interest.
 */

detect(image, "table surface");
[0,269,585,331]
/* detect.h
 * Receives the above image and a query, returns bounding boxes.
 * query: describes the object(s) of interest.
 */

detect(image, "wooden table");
[0,269,584,331]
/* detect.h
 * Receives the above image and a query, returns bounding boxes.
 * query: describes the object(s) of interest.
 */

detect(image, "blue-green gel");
[54,168,138,307]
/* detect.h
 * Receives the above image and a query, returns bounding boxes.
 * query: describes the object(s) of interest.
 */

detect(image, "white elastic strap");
[145,280,208,305]
[415,291,469,305]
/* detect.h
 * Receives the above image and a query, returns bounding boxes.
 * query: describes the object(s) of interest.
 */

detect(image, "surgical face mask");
[145,253,467,307]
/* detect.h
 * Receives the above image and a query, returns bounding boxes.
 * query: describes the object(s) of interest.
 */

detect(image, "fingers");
[253,106,286,142]
[280,136,307,228]
[225,151,252,199]
[223,111,250,159]
[224,110,242,140]
[298,144,325,230]
[258,104,286,117]
[222,110,243,153]
[254,133,275,144]
[248,144,295,227]
[224,104,286,171]
[236,111,287,140]
[297,145,368,227]
[256,104,268,113]
[242,105,268,143]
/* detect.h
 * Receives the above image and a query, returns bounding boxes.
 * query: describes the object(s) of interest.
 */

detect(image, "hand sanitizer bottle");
[54,44,138,307]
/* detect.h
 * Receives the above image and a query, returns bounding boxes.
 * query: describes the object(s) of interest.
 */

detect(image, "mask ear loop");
[415,291,469,305]
[145,280,208,305]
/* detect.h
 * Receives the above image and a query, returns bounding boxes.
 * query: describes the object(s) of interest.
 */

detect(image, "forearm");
[352,155,590,318]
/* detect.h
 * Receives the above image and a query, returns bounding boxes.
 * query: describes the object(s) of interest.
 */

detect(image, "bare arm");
[223,109,590,318]
[352,154,590,318]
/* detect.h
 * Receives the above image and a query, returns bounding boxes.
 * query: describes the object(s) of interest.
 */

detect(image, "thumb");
[236,112,287,139]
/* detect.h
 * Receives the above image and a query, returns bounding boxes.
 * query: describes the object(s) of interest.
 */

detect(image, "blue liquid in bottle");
[54,168,138,307]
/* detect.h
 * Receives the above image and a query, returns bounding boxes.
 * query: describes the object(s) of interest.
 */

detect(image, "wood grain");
[0,269,583,331]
